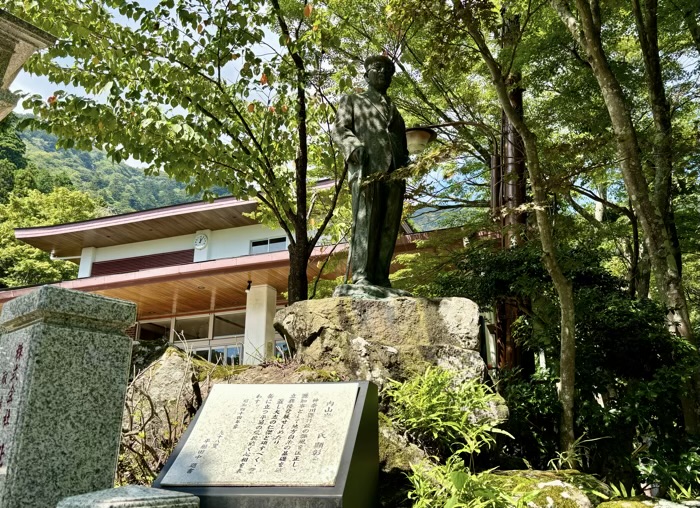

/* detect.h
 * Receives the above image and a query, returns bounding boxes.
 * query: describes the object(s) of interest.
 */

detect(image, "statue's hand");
[349,146,366,165]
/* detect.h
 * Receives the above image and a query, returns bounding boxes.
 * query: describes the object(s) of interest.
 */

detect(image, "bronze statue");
[333,55,410,289]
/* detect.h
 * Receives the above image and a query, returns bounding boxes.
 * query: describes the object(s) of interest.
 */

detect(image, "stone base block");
[57,486,199,507]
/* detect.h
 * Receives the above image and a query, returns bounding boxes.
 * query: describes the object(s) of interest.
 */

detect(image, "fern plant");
[384,367,510,459]
[408,456,515,508]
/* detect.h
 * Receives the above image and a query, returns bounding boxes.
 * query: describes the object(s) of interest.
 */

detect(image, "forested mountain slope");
[20,128,227,213]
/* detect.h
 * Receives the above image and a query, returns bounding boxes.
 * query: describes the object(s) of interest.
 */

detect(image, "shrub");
[384,367,508,460]
[637,445,700,500]
[408,456,514,508]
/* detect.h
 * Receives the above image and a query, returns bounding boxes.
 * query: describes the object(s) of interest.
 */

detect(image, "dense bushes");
[385,367,513,507]
[425,243,700,495]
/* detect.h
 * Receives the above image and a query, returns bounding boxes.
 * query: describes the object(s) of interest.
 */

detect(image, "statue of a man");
[333,55,410,287]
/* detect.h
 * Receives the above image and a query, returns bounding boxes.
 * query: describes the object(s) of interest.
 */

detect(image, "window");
[137,320,171,342]
[193,347,210,362]
[213,313,245,339]
[174,316,210,341]
[140,312,248,365]
[181,312,245,365]
[275,339,289,359]
[194,344,243,365]
[211,347,226,365]
[250,236,287,255]
[226,344,243,365]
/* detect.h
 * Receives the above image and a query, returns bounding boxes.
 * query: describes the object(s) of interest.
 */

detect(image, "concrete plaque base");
[153,382,378,507]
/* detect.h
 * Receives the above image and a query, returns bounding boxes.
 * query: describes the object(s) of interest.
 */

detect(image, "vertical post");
[492,8,528,371]
[503,83,526,247]
[0,286,136,508]
[490,151,501,217]
[78,247,96,278]
[243,285,277,365]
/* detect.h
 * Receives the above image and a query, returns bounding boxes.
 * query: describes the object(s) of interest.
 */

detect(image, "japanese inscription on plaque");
[0,338,27,475]
[160,383,359,487]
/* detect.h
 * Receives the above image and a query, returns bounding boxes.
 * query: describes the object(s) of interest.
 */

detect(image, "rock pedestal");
[0,286,136,508]
[274,296,485,388]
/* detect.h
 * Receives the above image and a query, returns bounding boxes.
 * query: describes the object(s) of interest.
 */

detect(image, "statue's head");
[364,55,395,93]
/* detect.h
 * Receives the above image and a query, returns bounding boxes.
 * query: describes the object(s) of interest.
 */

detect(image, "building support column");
[78,247,96,278]
[243,284,277,365]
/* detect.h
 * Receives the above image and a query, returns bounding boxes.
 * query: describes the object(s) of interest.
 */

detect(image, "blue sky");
[12,71,72,113]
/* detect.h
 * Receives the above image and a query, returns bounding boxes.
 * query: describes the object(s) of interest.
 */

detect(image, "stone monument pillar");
[0,10,56,121]
[0,285,136,508]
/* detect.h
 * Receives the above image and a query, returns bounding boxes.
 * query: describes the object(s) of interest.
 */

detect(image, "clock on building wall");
[194,233,209,250]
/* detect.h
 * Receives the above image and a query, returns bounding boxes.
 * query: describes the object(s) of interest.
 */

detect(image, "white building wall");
[209,225,287,260]
[89,224,287,266]
[193,229,212,262]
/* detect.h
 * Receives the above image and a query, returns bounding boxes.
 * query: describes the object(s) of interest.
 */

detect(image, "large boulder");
[129,338,169,379]
[378,413,427,507]
[274,296,485,388]
[597,500,694,508]
[117,347,244,485]
[479,469,612,508]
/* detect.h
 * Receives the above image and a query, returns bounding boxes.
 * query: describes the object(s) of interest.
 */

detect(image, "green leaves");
[408,456,515,508]
[385,367,508,459]
[0,188,103,288]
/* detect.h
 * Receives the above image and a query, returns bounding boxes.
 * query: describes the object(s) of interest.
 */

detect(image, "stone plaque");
[154,381,378,508]
[160,383,358,487]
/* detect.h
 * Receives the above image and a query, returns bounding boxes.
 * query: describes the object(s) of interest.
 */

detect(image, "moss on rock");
[596,501,654,508]
[377,413,424,507]
[597,499,688,508]
[479,470,610,507]
[274,296,486,389]
[378,412,426,472]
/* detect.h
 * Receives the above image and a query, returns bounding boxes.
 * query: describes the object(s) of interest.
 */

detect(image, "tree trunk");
[595,185,606,222]
[521,131,576,457]
[459,10,578,456]
[637,237,652,299]
[631,0,685,282]
[627,208,640,298]
[287,241,309,304]
[503,85,527,248]
[680,3,700,54]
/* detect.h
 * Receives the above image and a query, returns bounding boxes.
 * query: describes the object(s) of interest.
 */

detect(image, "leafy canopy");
[9,0,349,248]
[0,187,104,287]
